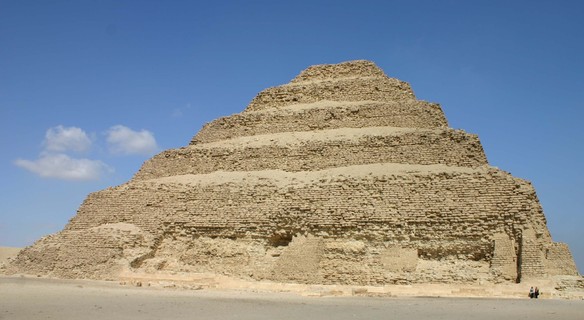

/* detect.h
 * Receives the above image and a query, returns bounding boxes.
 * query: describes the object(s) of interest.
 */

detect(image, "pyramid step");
[68,164,545,252]
[192,100,447,144]
[246,76,415,112]
[137,127,487,181]
[290,60,387,84]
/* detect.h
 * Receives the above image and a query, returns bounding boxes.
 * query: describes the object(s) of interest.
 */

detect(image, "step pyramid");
[8,60,579,284]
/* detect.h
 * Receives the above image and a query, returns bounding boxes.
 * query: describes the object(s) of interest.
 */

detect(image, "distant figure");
[529,286,534,299]
[534,287,540,299]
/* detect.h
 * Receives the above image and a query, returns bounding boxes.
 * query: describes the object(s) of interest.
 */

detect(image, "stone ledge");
[138,127,487,181]
[193,100,447,144]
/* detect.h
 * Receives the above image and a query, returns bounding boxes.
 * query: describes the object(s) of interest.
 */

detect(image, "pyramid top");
[290,60,387,83]
[245,60,416,112]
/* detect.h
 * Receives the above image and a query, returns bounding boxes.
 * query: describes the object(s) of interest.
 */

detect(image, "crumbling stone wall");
[519,230,547,279]
[136,128,486,181]
[10,223,153,279]
[192,101,448,144]
[380,246,418,273]
[545,243,579,276]
[68,166,546,242]
[270,235,323,283]
[490,233,518,282]
[51,164,566,283]
[7,60,579,284]
[290,60,387,83]
[246,77,415,112]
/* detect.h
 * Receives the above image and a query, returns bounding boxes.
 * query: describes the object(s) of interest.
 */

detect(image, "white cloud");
[44,125,92,153]
[106,125,159,156]
[16,124,157,181]
[15,153,112,181]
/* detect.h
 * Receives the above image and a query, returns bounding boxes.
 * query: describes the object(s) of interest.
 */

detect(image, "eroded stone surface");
[6,60,580,288]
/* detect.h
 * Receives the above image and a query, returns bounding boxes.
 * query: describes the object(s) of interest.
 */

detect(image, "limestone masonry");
[6,60,580,288]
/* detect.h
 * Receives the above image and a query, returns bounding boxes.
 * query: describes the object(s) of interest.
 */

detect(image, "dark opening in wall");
[268,232,293,247]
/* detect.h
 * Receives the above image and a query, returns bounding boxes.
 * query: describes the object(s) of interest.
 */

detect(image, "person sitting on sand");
[529,286,534,298]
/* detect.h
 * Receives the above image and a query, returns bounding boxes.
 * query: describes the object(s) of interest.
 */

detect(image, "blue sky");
[1,0,582,273]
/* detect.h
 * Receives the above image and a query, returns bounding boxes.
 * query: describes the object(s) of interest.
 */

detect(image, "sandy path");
[1,276,582,320]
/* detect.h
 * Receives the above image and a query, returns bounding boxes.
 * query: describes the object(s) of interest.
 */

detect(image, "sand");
[1,276,583,320]
[0,247,21,272]
[0,247,20,262]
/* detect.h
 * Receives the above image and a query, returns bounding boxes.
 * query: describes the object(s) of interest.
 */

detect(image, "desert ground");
[1,276,583,320]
